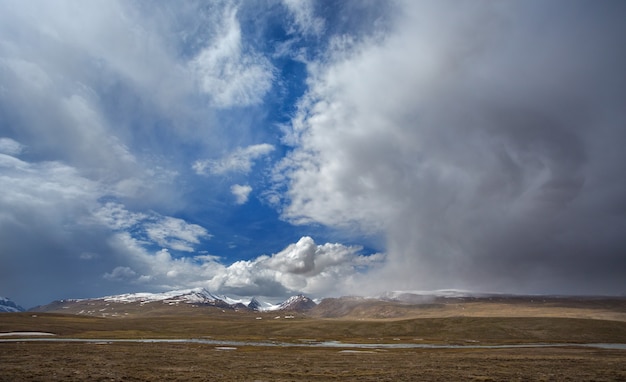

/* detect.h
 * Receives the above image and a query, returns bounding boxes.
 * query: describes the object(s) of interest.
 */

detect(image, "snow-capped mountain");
[277,295,316,311]
[31,288,316,314]
[102,288,229,306]
[0,297,24,313]
[99,288,281,310]
[247,297,262,311]
[98,288,321,311]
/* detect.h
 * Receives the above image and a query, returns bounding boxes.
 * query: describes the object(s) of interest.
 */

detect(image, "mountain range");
[26,288,318,316]
[4,289,626,321]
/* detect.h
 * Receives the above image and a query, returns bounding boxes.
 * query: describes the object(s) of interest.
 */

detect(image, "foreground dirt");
[1,342,625,381]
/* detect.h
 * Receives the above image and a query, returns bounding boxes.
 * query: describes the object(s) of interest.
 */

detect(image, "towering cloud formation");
[209,236,384,297]
[276,1,626,295]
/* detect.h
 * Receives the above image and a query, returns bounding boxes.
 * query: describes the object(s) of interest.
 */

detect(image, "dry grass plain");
[2,297,626,381]
[2,342,625,381]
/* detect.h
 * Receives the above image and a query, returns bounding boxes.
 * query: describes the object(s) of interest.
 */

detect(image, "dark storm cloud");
[276,0,626,295]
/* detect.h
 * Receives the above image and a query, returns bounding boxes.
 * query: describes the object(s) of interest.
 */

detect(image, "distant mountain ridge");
[30,288,317,315]
[100,288,237,307]
[20,289,626,319]
[0,297,24,313]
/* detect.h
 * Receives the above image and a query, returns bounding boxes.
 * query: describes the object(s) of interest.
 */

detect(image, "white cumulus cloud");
[100,235,383,300]
[209,236,385,297]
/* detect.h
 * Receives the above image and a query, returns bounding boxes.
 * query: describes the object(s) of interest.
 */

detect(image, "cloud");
[0,0,284,303]
[98,235,382,300]
[0,1,286,306]
[0,146,214,302]
[231,184,253,205]
[2,0,624,308]
[102,233,225,289]
[145,216,211,253]
[104,266,137,281]
[0,149,113,305]
[93,202,148,231]
[0,152,99,216]
[274,1,626,295]
[189,5,274,108]
[209,236,384,297]
[93,202,211,253]
[193,143,275,175]
[0,138,24,155]
[282,0,325,36]
[0,1,192,209]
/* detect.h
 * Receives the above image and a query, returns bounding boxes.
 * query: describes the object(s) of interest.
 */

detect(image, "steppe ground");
[2,342,625,381]
[1,298,625,381]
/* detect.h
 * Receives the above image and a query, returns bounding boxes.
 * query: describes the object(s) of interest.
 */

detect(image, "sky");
[1,1,625,308]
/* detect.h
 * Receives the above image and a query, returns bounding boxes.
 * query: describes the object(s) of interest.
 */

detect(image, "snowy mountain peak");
[247,297,262,311]
[0,296,25,313]
[100,288,233,306]
[277,295,316,311]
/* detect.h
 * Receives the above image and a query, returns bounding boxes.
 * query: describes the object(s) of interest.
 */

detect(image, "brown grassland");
[2,342,625,381]
[1,297,625,381]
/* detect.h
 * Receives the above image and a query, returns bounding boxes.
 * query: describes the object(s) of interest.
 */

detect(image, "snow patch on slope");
[0,297,25,313]
[101,288,218,304]
[88,288,286,311]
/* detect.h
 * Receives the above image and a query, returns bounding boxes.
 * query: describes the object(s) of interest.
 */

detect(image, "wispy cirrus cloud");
[282,0,325,37]
[93,202,211,253]
[189,5,274,108]
[0,138,25,156]
[193,143,275,175]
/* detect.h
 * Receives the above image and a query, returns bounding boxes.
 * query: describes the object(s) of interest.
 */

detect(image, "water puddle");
[0,332,56,337]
